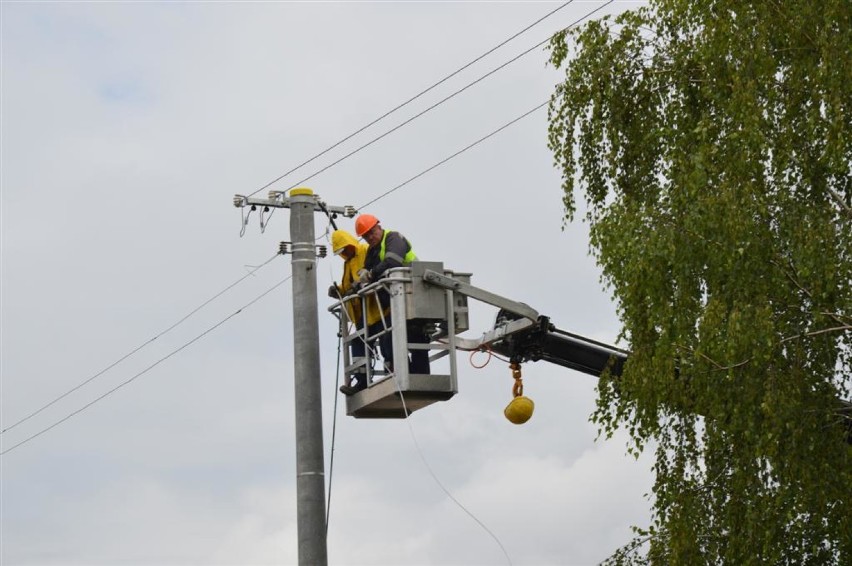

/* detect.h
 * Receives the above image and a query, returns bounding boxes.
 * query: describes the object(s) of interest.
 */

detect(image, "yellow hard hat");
[331,230,358,255]
[504,396,534,424]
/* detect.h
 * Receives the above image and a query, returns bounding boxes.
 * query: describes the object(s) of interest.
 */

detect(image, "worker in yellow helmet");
[329,229,386,395]
[354,214,430,376]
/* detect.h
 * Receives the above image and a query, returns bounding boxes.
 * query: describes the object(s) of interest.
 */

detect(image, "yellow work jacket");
[335,232,384,327]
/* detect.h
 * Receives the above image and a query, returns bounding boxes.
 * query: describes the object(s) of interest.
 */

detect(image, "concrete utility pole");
[289,188,327,565]
[233,188,355,566]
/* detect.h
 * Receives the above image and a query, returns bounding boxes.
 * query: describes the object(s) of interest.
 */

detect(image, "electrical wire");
[1,253,283,436]
[328,289,511,562]
[358,100,548,210]
[275,1,615,196]
[1,0,620,462]
[393,379,513,566]
[0,275,293,457]
[246,1,576,198]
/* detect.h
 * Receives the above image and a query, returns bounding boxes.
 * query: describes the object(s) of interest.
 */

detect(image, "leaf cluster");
[548,0,852,562]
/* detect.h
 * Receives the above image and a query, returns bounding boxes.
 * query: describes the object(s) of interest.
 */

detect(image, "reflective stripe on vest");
[379,230,417,265]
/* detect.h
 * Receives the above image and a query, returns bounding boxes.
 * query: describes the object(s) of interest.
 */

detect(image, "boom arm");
[422,269,627,378]
[423,268,851,443]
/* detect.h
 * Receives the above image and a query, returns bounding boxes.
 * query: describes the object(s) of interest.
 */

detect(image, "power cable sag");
[1,253,283,436]
[247,1,576,198]
[358,100,549,210]
[1,275,293,457]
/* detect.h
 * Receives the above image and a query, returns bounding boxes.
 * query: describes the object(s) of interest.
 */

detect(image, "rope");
[326,332,343,533]
[393,380,513,566]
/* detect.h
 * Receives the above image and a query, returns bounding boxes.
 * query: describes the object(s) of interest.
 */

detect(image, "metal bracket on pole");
[234,191,357,217]
[278,242,326,258]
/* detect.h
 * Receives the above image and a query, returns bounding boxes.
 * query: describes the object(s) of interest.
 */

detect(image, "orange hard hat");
[355,214,379,237]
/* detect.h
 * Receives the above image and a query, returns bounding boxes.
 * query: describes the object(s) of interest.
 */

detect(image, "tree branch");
[772,260,849,328]
[828,187,852,218]
[781,325,852,343]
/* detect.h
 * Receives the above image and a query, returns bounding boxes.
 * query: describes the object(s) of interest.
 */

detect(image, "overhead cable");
[0,274,291,456]
[1,253,282,436]
[286,0,615,191]
[247,1,576,198]
[358,100,549,210]
[274,0,614,194]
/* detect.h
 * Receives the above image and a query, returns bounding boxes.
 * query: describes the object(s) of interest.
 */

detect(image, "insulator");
[316,245,328,258]
[279,241,291,255]
[344,206,357,218]
[233,194,248,208]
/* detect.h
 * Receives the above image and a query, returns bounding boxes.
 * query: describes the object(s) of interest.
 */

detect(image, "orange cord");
[470,348,492,369]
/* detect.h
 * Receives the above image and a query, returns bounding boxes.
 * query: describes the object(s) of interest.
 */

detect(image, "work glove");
[328,284,341,299]
[357,269,372,284]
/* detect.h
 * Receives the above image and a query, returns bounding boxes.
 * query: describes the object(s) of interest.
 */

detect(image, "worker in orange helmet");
[329,229,386,395]
[354,214,431,376]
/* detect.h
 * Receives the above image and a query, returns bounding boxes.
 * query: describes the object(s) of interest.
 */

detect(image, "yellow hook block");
[504,362,534,424]
[504,395,535,424]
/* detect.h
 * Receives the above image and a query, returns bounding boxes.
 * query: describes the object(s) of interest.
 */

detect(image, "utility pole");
[233,188,355,566]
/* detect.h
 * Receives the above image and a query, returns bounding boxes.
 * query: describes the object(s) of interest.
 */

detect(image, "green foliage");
[547,1,851,563]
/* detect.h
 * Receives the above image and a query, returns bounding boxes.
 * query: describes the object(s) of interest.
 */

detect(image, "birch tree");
[547,1,851,562]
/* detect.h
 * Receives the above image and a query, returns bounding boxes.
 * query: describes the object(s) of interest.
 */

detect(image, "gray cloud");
[2,2,650,564]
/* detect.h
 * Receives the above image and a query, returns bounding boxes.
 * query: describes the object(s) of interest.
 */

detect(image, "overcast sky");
[1,2,653,565]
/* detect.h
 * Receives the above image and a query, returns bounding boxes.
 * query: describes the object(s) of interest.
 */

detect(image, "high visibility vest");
[379,230,417,265]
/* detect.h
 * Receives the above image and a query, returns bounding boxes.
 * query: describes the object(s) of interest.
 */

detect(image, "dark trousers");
[378,320,431,375]
[349,321,385,388]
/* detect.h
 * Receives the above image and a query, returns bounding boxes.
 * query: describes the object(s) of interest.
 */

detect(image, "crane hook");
[504,361,534,424]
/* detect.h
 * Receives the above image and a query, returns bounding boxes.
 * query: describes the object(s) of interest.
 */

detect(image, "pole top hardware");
[233,192,356,217]
[233,191,357,237]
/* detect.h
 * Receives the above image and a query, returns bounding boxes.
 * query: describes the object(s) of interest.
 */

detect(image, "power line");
[2,98,541,451]
[0,274,291,457]
[276,0,615,195]
[358,100,549,210]
[392,373,513,565]
[246,1,576,198]
[1,253,282,436]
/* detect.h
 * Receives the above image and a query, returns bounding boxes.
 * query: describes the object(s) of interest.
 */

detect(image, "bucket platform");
[329,262,469,419]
